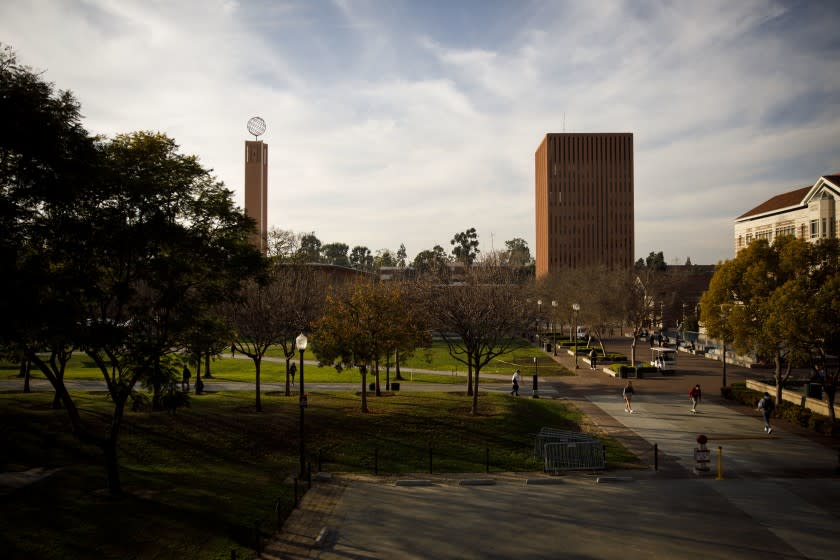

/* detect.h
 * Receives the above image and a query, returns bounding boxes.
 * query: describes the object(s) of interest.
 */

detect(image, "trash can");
[369,383,376,391]
[544,343,552,352]
[391,382,400,391]
[806,383,822,399]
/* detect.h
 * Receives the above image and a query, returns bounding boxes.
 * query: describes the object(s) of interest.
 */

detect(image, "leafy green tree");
[298,233,322,263]
[763,239,840,418]
[321,242,350,267]
[700,237,814,400]
[1,47,263,494]
[374,248,396,269]
[396,243,408,268]
[413,245,450,279]
[349,245,373,270]
[450,227,480,267]
[504,237,532,266]
[314,280,408,411]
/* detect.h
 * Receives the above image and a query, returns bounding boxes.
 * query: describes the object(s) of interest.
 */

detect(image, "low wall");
[746,380,840,418]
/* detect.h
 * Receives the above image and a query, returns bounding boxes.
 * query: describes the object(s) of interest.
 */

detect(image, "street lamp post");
[551,300,558,356]
[572,303,580,369]
[296,332,308,477]
[536,299,543,346]
[532,356,539,398]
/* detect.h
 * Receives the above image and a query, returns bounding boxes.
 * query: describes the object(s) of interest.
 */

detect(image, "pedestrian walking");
[757,392,775,434]
[511,369,522,396]
[689,384,702,413]
[589,349,597,369]
[622,380,635,413]
[181,366,192,392]
[289,363,297,386]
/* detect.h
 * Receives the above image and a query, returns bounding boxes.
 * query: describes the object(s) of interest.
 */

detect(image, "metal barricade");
[533,427,599,459]
[543,441,606,472]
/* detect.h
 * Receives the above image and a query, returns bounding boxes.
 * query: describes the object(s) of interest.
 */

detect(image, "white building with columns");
[734,174,839,253]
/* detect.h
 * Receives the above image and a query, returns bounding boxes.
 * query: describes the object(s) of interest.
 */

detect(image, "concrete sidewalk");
[262,338,840,559]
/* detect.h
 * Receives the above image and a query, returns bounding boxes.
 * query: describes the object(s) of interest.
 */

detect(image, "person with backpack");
[622,380,635,413]
[289,362,297,386]
[757,392,775,434]
[688,384,702,413]
[589,349,597,369]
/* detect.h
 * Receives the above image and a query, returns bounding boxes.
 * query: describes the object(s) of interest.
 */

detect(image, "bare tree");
[268,264,327,396]
[425,266,531,414]
[226,274,288,412]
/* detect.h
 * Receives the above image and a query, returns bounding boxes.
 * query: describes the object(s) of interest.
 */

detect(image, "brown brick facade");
[535,133,634,277]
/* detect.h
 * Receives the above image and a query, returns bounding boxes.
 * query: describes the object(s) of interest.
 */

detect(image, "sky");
[2,0,839,265]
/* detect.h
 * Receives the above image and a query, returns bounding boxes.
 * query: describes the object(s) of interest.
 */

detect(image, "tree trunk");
[385,353,391,391]
[825,373,836,423]
[103,395,127,496]
[21,359,30,393]
[471,360,480,415]
[466,357,474,397]
[205,353,211,378]
[254,356,262,412]
[360,367,369,413]
[395,350,404,380]
[630,336,637,366]
[774,354,784,403]
[374,359,381,397]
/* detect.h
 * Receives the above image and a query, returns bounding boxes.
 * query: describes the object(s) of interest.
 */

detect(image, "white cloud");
[2,0,838,264]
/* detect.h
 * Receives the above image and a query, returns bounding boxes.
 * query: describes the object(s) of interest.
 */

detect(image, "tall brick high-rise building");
[535,133,634,277]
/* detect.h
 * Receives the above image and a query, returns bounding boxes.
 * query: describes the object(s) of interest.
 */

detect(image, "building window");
[811,220,819,239]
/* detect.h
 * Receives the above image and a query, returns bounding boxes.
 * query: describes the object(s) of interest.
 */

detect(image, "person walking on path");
[289,363,297,386]
[511,369,522,396]
[689,384,702,413]
[589,349,597,369]
[757,392,775,434]
[182,366,192,393]
[623,380,635,413]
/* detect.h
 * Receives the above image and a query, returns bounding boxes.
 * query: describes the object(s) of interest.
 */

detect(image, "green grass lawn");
[0,388,639,559]
[1,339,573,385]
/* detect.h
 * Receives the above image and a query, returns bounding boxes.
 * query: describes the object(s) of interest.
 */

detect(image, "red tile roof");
[736,185,811,219]
[823,174,840,186]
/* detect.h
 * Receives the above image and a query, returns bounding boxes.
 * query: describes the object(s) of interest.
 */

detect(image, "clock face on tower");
[247,116,266,139]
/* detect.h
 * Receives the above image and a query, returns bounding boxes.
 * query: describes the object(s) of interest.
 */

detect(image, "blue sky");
[2,0,839,264]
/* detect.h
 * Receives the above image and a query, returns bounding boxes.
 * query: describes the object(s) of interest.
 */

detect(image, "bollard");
[653,443,658,471]
[716,446,724,480]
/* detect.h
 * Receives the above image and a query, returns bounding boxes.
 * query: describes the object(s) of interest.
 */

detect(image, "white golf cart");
[651,347,677,373]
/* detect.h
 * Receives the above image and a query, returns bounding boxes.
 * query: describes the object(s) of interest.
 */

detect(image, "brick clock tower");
[244,116,268,253]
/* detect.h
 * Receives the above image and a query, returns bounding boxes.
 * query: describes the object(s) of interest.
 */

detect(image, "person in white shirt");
[511,369,522,396]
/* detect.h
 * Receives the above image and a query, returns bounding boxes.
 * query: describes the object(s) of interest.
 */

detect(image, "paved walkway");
[260,338,840,559]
